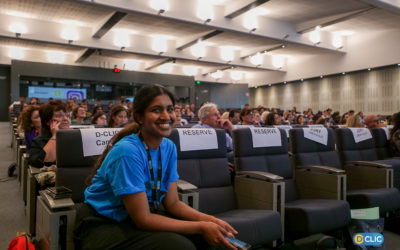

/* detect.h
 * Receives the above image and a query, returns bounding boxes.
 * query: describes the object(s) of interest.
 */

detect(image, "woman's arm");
[122,188,236,249]
[42,121,59,162]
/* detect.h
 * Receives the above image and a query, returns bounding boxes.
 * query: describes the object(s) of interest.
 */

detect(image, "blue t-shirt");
[85,134,179,222]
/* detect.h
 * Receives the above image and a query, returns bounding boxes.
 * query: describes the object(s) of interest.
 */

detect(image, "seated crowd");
[9,92,400,249]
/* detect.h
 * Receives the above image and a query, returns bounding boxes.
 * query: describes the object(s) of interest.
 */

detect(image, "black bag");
[347,218,385,250]
[8,163,16,177]
[315,235,346,250]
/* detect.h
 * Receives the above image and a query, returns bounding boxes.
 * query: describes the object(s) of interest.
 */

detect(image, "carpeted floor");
[0,122,25,249]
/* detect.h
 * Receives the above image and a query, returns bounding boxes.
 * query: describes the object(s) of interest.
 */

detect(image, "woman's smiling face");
[139,94,176,139]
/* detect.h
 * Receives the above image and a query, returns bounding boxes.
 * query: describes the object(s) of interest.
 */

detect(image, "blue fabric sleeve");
[107,155,147,197]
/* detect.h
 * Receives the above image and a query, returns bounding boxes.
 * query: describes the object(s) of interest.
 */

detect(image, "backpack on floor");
[8,235,35,250]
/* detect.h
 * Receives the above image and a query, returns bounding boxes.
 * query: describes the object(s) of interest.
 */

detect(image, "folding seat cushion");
[56,129,99,203]
[291,128,400,214]
[233,127,350,240]
[335,128,400,190]
[170,128,282,245]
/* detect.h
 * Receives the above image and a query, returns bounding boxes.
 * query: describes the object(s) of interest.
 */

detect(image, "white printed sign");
[70,125,95,129]
[382,127,390,140]
[349,128,372,143]
[303,128,328,146]
[80,128,122,157]
[234,124,254,129]
[250,127,282,148]
[274,125,292,138]
[308,124,325,128]
[178,128,218,151]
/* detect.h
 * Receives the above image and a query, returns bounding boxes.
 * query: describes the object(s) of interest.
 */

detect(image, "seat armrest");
[344,165,393,189]
[177,180,199,210]
[295,169,346,200]
[345,161,391,168]
[296,165,345,174]
[177,180,198,191]
[237,171,284,182]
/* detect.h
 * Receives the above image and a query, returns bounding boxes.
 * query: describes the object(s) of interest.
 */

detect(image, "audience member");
[239,108,254,126]
[264,112,281,126]
[296,115,305,125]
[29,97,39,105]
[364,114,383,129]
[183,104,195,118]
[29,100,70,168]
[228,109,240,125]
[76,85,236,249]
[91,112,108,126]
[18,105,41,152]
[71,105,88,125]
[390,112,400,157]
[92,106,103,115]
[108,104,128,128]
[346,114,364,128]
[193,103,234,151]
[174,107,188,126]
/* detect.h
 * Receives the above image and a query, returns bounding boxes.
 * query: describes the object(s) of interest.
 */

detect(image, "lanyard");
[138,133,163,212]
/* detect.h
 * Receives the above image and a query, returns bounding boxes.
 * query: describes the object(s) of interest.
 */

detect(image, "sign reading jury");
[80,128,122,156]
[303,127,328,145]
[178,128,218,151]
[250,127,282,148]
[349,128,372,143]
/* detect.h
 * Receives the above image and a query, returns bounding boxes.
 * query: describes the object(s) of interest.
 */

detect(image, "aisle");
[0,122,25,249]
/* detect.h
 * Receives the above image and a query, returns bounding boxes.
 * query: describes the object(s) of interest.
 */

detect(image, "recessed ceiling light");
[283,81,287,84]
[342,72,346,75]
[368,68,371,71]
[301,79,304,82]
[320,75,323,78]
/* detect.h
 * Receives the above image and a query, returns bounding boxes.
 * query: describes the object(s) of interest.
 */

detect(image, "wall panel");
[250,66,400,115]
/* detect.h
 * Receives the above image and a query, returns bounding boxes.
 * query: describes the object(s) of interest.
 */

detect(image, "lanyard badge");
[139,133,163,212]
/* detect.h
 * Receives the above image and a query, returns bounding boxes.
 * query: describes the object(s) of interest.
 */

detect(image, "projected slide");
[28,86,87,100]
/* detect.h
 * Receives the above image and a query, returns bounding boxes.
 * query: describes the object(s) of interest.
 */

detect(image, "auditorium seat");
[169,128,283,246]
[335,128,400,190]
[290,128,400,214]
[232,127,351,241]
[55,129,98,203]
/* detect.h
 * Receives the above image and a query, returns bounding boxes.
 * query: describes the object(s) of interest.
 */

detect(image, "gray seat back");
[169,128,235,215]
[232,128,298,202]
[56,130,97,203]
[290,128,341,169]
[334,128,378,166]
[371,128,392,159]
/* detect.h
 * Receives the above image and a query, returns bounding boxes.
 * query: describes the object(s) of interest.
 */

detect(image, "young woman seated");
[75,85,237,250]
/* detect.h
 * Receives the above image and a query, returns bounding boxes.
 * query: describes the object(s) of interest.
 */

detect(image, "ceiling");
[0,0,399,85]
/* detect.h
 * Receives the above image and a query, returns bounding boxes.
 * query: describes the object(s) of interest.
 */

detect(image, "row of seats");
[38,127,400,248]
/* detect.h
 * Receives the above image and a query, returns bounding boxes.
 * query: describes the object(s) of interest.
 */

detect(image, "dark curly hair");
[18,105,40,132]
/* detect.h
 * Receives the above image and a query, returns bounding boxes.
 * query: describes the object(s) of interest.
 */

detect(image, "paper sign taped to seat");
[178,128,218,151]
[80,128,122,157]
[349,128,372,143]
[234,124,253,129]
[303,128,328,145]
[273,125,292,138]
[250,127,282,148]
[70,125,95,129]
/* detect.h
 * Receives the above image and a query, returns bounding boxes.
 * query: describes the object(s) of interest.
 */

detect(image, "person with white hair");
[193,103,234,151]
